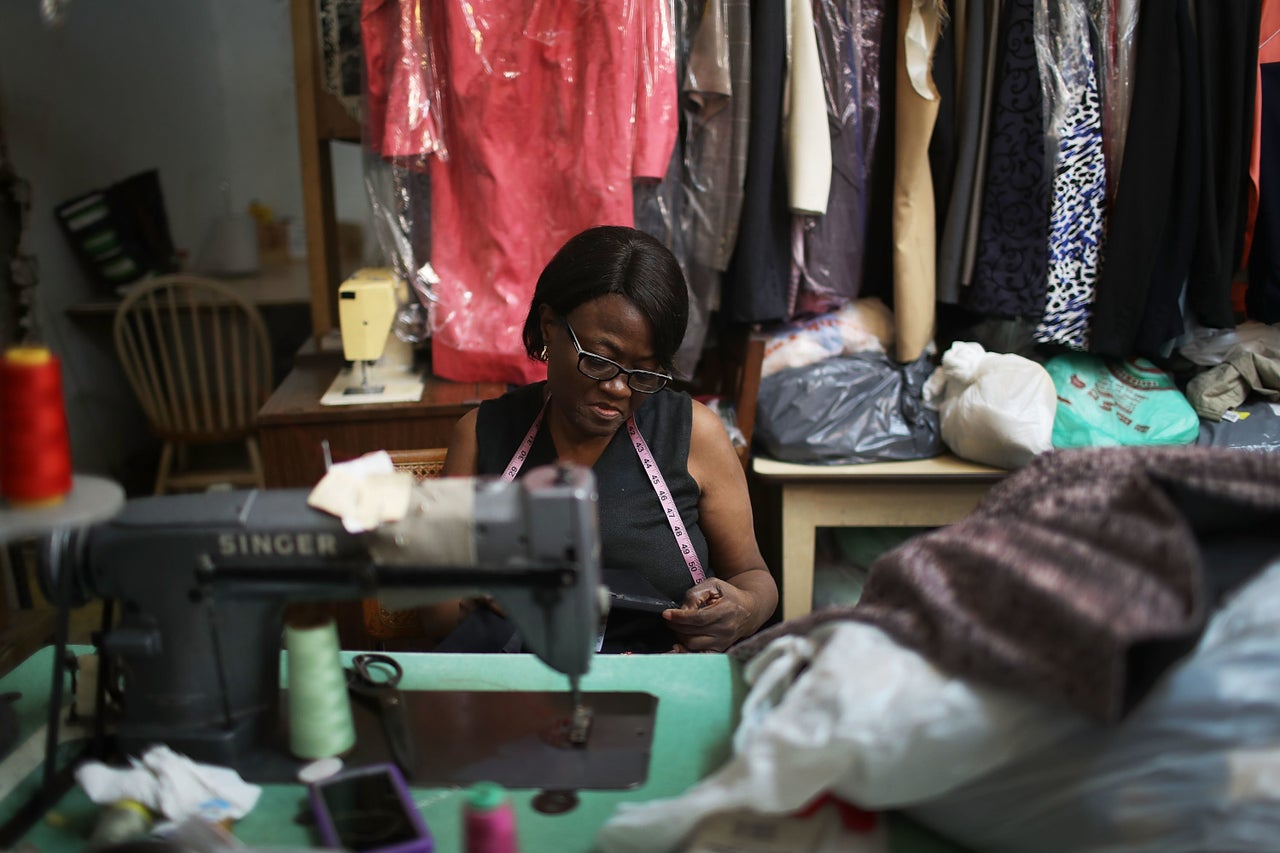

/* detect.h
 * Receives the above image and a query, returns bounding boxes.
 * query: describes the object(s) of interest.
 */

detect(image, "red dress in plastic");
[422,1,679,383]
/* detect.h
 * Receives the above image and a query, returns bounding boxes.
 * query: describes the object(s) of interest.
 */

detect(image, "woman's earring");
[538,345,549,362]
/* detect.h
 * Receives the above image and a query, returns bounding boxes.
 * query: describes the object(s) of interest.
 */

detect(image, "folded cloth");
[1186,343,1280,420]
[75,745,261,823]
[732,446,1280,722]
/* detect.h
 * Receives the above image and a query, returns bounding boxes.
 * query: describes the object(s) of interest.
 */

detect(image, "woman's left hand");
[662,579,758,652]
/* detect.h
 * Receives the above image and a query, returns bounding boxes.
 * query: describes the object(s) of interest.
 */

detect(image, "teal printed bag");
[1044,354,1199,448]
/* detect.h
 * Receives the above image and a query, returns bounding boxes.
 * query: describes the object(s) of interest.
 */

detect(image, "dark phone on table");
[603,568,679,614]
[308,763,433,853]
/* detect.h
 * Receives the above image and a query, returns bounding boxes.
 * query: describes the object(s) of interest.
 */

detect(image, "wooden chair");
[113,275,272,494]
[359,448,450,646]
[385,447,449,480]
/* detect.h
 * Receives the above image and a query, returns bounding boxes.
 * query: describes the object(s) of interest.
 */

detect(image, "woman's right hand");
[662,578,759,652]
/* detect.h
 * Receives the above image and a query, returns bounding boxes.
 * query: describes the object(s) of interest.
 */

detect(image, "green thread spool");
[285,615,356,760]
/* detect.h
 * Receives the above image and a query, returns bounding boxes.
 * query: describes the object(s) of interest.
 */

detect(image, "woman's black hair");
[522,226,689,370]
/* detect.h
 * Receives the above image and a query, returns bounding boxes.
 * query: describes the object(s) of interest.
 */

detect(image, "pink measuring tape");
[503,398,706,584]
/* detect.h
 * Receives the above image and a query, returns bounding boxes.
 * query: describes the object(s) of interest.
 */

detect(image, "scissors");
[347,653,415,779]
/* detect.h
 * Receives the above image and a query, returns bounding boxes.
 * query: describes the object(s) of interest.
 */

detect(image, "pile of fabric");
[600,446,1280,852]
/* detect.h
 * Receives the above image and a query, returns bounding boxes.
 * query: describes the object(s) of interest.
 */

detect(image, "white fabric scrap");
[75,745,261,822]
[307,450,414,533]
[923,341,1055,469]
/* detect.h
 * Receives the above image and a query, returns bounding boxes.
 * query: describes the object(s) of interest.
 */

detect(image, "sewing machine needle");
[567,675,592,747]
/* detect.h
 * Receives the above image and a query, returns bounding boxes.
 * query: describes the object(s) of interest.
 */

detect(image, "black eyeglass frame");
[561,318,673,394]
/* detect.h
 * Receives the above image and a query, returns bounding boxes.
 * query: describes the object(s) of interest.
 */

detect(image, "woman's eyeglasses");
[562,319,672,393]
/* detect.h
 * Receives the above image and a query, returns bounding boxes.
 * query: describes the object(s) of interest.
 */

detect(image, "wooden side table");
[751,454,1007,620]
[256,355,506,489]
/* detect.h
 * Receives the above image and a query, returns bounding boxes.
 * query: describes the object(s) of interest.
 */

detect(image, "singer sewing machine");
[36,464,659,788]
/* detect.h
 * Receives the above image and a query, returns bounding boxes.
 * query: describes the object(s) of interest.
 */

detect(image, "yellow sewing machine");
[323,268,425,404]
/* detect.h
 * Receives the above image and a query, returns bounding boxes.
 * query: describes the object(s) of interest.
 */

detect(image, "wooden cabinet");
[289,0,361,340]
[257,354,506,488]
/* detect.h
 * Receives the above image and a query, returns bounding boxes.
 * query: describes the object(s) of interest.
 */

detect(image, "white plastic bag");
[924,341,1055,468]
[908,561,1280,853]
[597,622,1083,853]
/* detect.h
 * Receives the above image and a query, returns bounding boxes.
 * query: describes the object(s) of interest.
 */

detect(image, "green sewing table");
[0,648,960,851]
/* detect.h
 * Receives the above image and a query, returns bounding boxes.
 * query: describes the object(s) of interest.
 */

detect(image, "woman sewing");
[437,225,778,653]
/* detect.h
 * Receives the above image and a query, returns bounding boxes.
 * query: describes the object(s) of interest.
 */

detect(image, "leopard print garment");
[1034,23,1107,350]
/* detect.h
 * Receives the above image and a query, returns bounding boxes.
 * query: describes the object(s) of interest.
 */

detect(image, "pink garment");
[362,0,395,155]
[362,0,446,160]
[427,0,678,383]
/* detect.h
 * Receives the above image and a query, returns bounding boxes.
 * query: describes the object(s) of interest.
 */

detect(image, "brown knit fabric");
[733,446,1280,721]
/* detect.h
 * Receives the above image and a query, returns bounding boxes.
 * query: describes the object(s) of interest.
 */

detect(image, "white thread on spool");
[297,756,344,784]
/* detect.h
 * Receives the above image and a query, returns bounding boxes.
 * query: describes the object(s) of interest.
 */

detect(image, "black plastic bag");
[754,352,941,464]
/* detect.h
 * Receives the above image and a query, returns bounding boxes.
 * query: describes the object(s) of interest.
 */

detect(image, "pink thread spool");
[464,782,517,853]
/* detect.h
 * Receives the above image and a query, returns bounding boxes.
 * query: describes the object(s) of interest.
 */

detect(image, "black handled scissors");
[347,653,415,779]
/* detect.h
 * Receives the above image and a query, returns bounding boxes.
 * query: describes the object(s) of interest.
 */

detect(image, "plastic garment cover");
[362,156,435,327]
[923,341,1055,469]
[1178,319,1280,366]
[639,0,755,379]
[1196,400,1280,452]
[682,0,734,265]
[908,560,1280,853]
[1031,0,1106,351]
[753,352,940,464]
[597,621,1086,853]
[360,1,443,335]
[789,0,884,318]
[683,0,752,275]
[362,0,447,162]
[1034,0,1093,162]
[634,0,696,377]
[1090,0,1140,203]
[365,0,680,384]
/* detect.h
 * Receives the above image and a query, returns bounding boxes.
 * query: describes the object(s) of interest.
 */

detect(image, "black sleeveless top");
[475,382,711,652]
